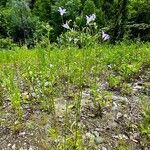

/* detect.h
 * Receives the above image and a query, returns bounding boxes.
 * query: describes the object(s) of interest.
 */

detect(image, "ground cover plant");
[0,0,150,150]
[0,42,150,150]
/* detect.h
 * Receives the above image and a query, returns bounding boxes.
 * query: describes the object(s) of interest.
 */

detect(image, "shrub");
[0,37,17,50]
[0,7,11,37]
[58,29,99,48]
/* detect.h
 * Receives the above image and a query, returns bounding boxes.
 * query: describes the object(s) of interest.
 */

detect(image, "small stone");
[14,121,19,124]
[101,82,109,89]
[116,112,123,119]
[85,132,95,140]
[19,132,26,136]
[8,143,11,147]
[95,128,100,132]
[31,92,36,98]
[112,96,128,102]
[133,132,140,140]
[92,131,99,137]
[28,147,33,150]
[124,114,128,118]
[112,102,118,111]
[94,136,104,145]
[101,147,107,150]
[23,91,28,95]
[12,144,16,150]
[133,85,143,92]
[118,134,128,140]
[111,121,118,128]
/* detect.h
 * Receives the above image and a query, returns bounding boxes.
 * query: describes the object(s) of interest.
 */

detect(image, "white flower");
[44,82,49,87]
[91,14,96,21]
[49,64,54,68]
[86,15,91,24]
[107,64,112,69]
[102,31,110,41]
[86,14,96,24]
[58,7,66,16]
[68,37,72,42]
[62,22,70,29]
[74,38,79,44]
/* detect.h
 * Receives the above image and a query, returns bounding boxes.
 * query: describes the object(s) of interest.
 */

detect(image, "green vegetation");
[0,0,150,149]
[0,0,150,48]
[0,43,150,149]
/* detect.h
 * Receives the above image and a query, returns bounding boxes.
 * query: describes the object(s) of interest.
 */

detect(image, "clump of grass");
[2,66,22,121]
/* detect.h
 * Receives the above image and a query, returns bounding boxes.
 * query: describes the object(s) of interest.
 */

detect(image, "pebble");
[116,112,123,119]
[85,132,95,140]
[28,147,33,150]
[113,134,128,140]
[101,147,107,150]
[95,128,101,132]
[19,132,26,136]
[133,132,140,140]
[112,102,118,111]
[12,144,16,150]
[112,96,128,102]
[101,82,109,89]
[92,131,99,137]
[31,92,36,98]
[94,136,104,145]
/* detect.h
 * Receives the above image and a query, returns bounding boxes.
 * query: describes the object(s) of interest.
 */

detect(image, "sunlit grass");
[0,42,150,149]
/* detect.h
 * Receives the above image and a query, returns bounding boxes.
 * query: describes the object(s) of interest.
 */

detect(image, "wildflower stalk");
[63,47,71,148]
[74,48,85,147]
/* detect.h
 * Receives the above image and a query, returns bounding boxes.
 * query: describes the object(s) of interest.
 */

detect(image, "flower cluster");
[58,7,110,41]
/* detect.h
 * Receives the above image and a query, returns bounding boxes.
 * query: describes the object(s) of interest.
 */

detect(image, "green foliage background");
[0,0,150,47]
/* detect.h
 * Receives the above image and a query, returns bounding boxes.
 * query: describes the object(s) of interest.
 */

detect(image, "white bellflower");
[102,31,110,41]
[58,7,66,16]
[62,22,70,29]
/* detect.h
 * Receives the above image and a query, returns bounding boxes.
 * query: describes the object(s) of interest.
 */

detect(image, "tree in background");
[111,0,129,43]
[102,0,115,23]
[33,0,55,22]
[83,0,96,16]
[128,0,150,41]
[9,0,44,47]
[0,0,8,7]
[0,0,149,47]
